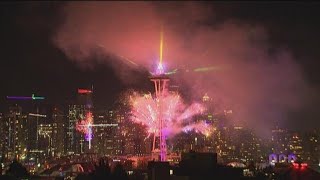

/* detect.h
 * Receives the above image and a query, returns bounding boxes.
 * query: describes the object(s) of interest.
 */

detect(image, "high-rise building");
[67,104,86,154]
[93,110,117,156]
[3,105,28,161]
[27,112,46,152]
[38,123,53,157]
[214,126,235,163]
[0,113,5,160]
[230,127,266,163]
[288,131,304,161]
[113,108,126,156]
[302,130,320,165]
[202,93,214,114]
[25,108,48,167]
[90,108,125,156]
[93,111,107,155]
[270,127,289,155]
[67,88,93,154]
[123,120,148,156]
[52,107,65,157]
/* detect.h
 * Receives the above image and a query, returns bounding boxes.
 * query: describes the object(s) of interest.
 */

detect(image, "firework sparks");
[76,111,118,149]
[76,112,94,141]
[193,65,222,72]
[128,91,211,137]
[163,65,224,76]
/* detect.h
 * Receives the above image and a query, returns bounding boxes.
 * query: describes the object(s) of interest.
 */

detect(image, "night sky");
[1,2,320,130]
[0,2,151,111]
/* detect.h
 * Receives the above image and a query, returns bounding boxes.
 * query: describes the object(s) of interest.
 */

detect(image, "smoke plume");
[53,2,309,135]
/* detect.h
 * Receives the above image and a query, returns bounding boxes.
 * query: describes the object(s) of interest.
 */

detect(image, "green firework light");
[32,94,45,100]
[193,66,221,72]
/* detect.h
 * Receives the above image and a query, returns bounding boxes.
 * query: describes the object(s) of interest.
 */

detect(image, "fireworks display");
[163,65,224,76]
[75,26,212,155]
[76,111,94,142]
[125,27,212,160]
[128,91,211,138]
[76,111,118,149]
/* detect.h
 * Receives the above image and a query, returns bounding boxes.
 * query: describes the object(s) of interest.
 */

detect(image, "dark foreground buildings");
[148,151,243,180]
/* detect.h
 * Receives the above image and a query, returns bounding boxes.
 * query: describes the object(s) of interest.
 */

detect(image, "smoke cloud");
[53,2,309,135]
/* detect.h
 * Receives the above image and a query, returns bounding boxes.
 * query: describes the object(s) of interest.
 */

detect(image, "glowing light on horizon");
[193,66,221,72]
[7,96,31,100]
[28,113,47,118]
[165,69,177,75]
[7,94,45,100]
[78,89,92,94]
[163,65,222,76]
[32,94,45,100]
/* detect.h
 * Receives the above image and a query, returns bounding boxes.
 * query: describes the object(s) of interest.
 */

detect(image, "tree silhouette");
[75,173,92,180]
[5,159,29,179]
[0,156,3,175]
[92,158,111,179]
[84,158,130,180]
[112,163,129,180]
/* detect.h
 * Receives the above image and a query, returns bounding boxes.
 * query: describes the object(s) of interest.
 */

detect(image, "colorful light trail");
[159,26,164,66]
[193,66,221,72]
[6,94,45,100]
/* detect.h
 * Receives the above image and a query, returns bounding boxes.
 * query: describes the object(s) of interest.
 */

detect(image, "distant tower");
[150,27,169,162]
[150,73,170,162]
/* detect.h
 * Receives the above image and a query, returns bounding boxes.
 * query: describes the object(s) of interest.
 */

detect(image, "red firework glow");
[78,89,92,94]
[129,91,211,137]
[76,112,93,140]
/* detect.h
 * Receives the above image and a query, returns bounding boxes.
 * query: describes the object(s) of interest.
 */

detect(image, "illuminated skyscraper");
[67,104,86,154]
[27,111,46,152]
[288,132,304,160]
[113,108,127,156]
[52,107,65,157]
[4,105,28,161]
[270,126,289,155]
[0,113,5,160]
[94,109,120,156]
[67,88,93,154]
[38,123,53,156]
[302,130,320,164]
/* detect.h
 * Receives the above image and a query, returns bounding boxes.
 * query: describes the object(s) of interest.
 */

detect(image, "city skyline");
[1,2,320,178]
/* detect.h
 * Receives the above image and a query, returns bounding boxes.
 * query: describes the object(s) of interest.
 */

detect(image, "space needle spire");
[150,26,169,161]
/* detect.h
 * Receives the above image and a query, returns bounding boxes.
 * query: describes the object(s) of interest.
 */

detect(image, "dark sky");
[0,2,151,111]
[0,2,320,130]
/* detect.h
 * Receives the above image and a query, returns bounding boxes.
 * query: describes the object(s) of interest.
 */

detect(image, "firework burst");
[128,91,211,138]
[76,111,93,141]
